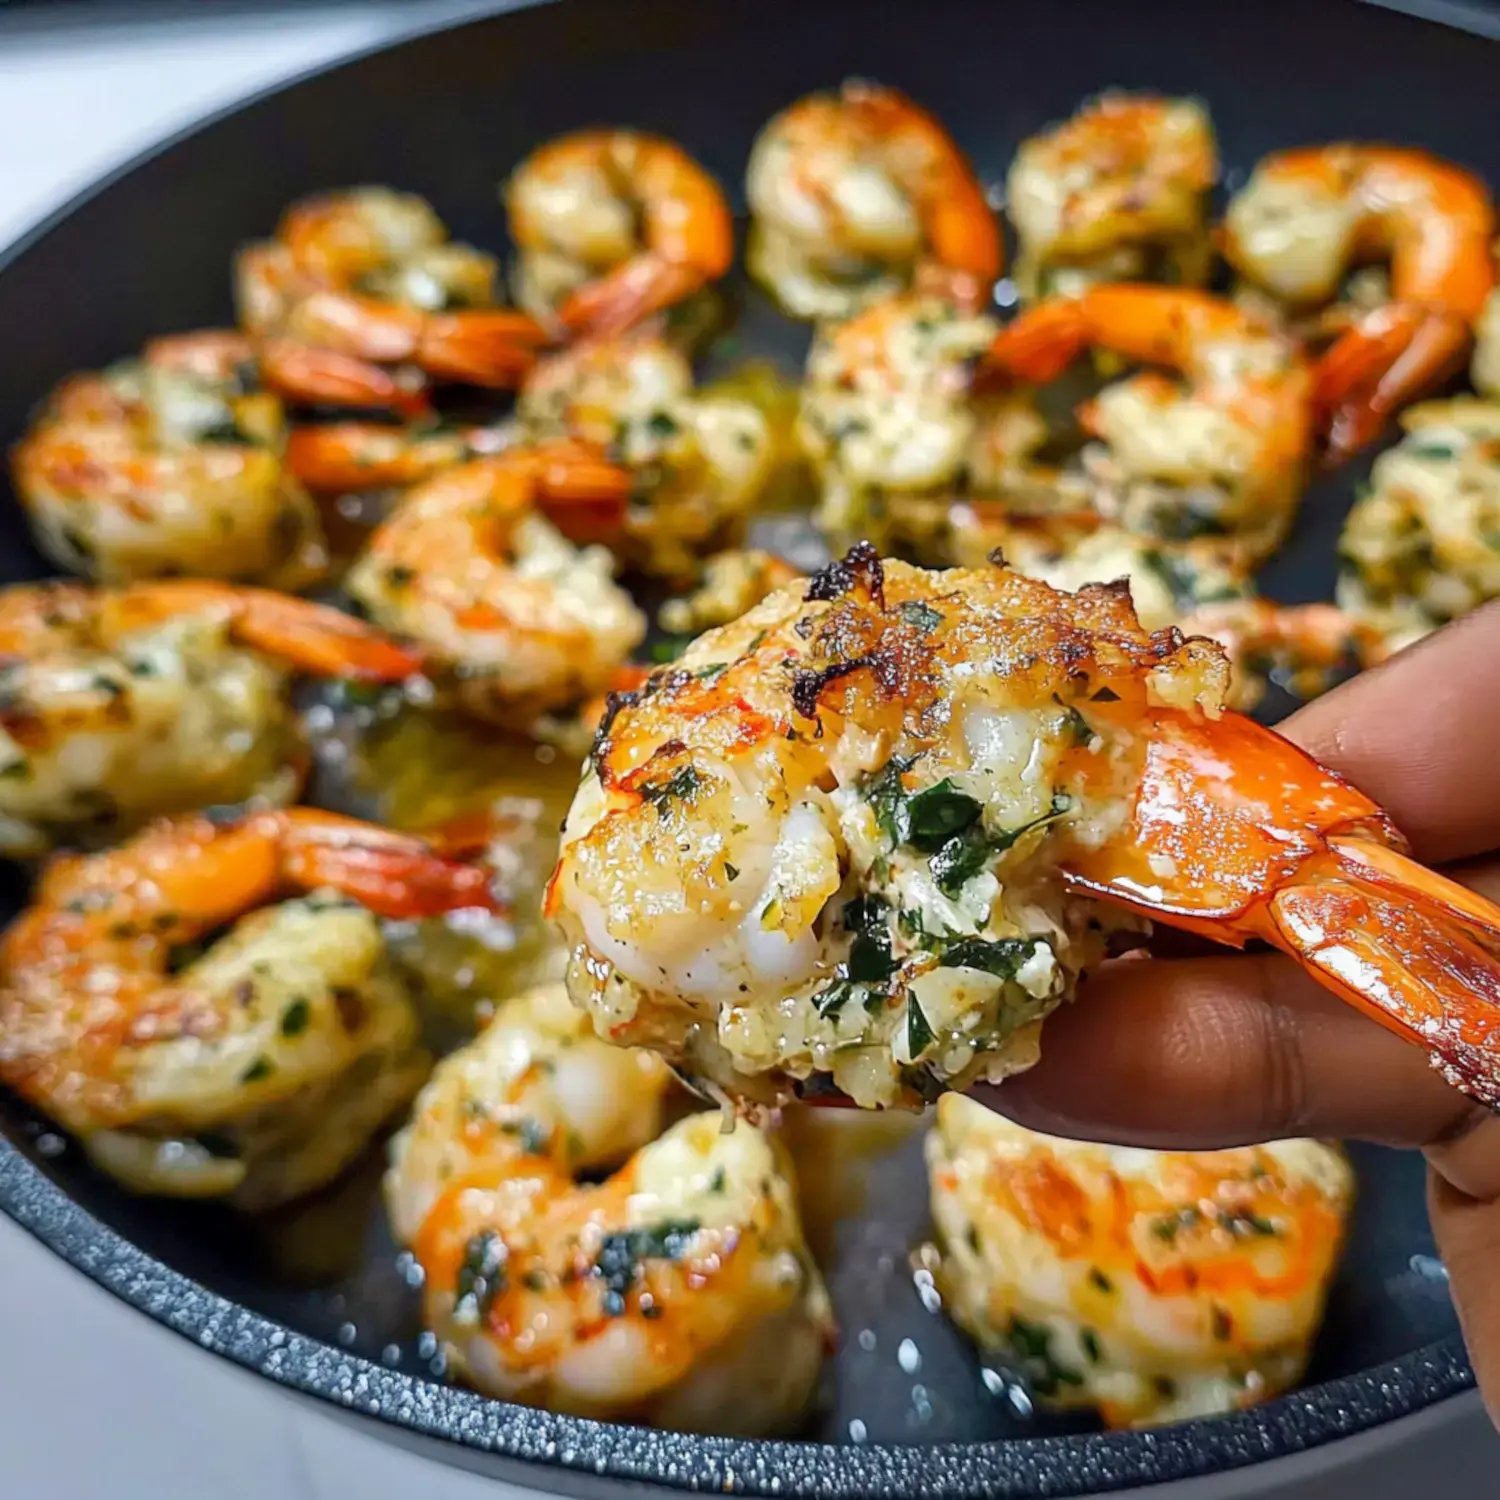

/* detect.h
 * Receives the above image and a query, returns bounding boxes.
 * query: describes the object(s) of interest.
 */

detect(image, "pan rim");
[0,0,1486,1491]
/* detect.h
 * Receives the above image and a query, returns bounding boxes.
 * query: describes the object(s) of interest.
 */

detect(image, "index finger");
[1282,600,1500,865]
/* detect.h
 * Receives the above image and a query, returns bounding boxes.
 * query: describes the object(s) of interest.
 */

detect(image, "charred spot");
[589,686,642,778]
[804,541,885,609]
[790,657,871,722]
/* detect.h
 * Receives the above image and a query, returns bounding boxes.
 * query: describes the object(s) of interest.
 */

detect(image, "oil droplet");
[417,1330,439,1359]
[896,1337,922,1374]
[992,278,1020,309]
[1410,1253,1449,1282]
[857,1328,877,1353]
[847,1418,868,1443]
[337,1322,358,1346]
[36,1132,65,1158]
[912,1266,943,1315]
[381,1344,403,1367]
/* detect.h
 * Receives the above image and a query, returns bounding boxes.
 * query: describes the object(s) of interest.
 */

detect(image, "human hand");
[975,599,1500,1420]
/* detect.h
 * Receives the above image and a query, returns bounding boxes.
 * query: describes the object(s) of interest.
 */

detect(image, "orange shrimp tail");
[984,300,1088,385]
[415,310,551,388]
[276,810,501,919]
[1314,305,1472,462]
[259,338,432,419]
[228,588,427,681]
[529,443,634,546]
[559,256,711,341]
[284,424,469,494]
[1264,836,1500,1106]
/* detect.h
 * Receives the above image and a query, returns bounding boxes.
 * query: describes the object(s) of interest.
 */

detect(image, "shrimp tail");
[415,310,551,387]
[259,337,432,419]
[227,589,427,680]
[1265,835,1500,1106]
[278,810,501,919]
[1315,306,1471,462]
[284,424,472,494]
[559,256,708,341]
[984,300,1088,385]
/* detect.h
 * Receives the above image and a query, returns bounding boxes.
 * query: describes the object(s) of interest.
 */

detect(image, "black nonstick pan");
[0,0,1493,1493]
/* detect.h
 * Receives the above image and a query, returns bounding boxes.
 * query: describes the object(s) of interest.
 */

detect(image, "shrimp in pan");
[948,510,1364,712]
[746,81,1001,321]
[505,132,733,339]
[0,808,498,1209]
[388,983,830,1433]
[1221,146,1495,459]
[0,580,424,858]
[797,291,999,556]
[238,188,550,416]
[1007,93,1218,301]
[925,1096,1353,1428]
[547,546,1500,1113]
[1337,397,1500,660]
[985,286,1314,562]
[345,441,646,727]
[517,331,775,579]
[13,331,327,588]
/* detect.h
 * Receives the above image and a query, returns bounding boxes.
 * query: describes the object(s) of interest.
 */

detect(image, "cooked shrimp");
[950,509,1362,710]
[12,331,326,588]
[394,1071,830,1432]
[1222,147,1495,459]
[519,331,775,577]
[1337,397,1500,659]
[238,188,549,415]
[0,808,497,1209]
[658,549,803,636]
[0,580,423,857]
[346,442,646,726]
[925,1097,1352,1428]
[797,292,998,552]
[746,81,1001,321]
[386,980,671,1244]
[505,132,733,339]
[547,547,1500,1112]
[1008,93,1217,301]
[986,285,1315,560]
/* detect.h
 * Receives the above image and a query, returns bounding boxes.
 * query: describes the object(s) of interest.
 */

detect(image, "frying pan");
[0,0,1493,1492]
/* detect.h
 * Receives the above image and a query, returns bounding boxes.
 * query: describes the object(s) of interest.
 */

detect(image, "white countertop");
[1,5,1498,1497]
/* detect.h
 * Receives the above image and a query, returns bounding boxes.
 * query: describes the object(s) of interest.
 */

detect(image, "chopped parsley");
[691,661,729,684]
[1006,1315,1084,1396]
[240,1056,273,1083]
[1080,1328,1103,1364]
[638,764,706,812]
[649,635,693,663]
[1053,694,1094,746]
[502,1117,553,1156]
[903,779,982,852]
[279,998,311,1037]
[906,992,936,1060]
[898,600,944,633]
[592,1219,700,1315]
[937,937,1039,980]
[454,1231,508,1322]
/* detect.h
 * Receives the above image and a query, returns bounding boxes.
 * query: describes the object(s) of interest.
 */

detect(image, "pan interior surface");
[0,0,1484,1489]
